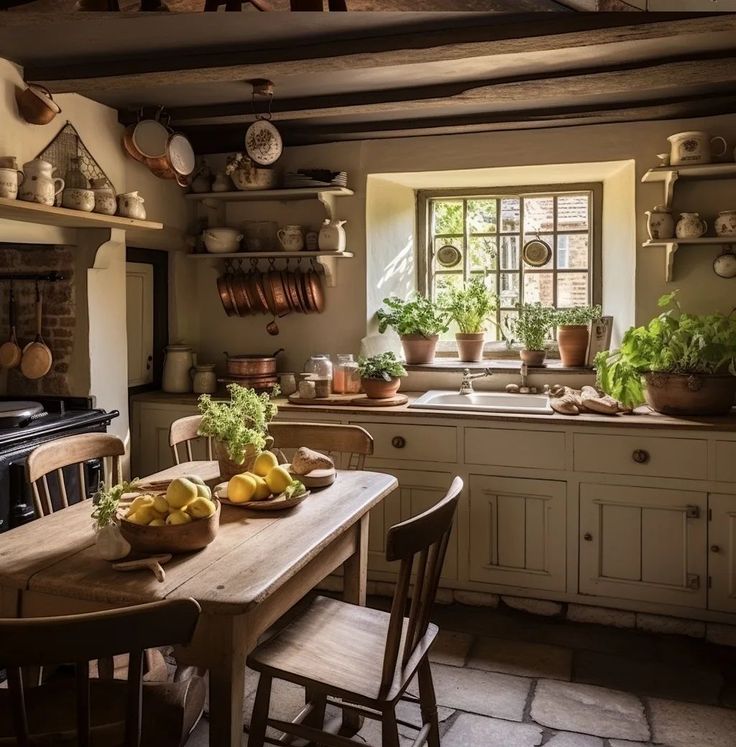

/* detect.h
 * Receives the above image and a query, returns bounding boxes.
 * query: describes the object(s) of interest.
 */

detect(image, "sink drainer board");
[409,390,553,415]
[287,393,408,407]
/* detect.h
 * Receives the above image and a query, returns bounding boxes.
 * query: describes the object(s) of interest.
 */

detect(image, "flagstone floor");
[189,598,736,746]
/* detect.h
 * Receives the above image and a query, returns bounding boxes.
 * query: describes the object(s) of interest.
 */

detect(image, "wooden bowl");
[119,500,221,554]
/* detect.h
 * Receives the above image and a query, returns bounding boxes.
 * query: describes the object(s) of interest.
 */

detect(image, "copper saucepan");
[224,348,284,377]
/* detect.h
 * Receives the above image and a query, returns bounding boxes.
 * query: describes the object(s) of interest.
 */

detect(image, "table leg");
[342,513,369,607]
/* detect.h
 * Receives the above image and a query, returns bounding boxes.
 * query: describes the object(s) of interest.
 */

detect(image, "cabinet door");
[580,483,707,608]
[367,468,457,581]
[126,262,154,387]
[468,475,566,592]
[708,493,736,614]
[132,405,200,477]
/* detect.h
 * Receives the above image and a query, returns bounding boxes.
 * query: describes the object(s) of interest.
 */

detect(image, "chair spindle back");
[169,414,213,465]
[268,422,373,470]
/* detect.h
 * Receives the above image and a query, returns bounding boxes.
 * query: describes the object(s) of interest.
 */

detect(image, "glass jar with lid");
[333,354,361,394]
[304,354,333,395]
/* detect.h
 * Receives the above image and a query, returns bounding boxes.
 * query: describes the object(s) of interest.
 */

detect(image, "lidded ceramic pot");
[645,205,674,240]
[117,191,146,220]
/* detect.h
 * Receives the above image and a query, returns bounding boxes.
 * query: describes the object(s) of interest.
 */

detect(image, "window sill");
[405,359,594,375]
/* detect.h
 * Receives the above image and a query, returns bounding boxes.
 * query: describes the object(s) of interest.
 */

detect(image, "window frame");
[416,182,603,357]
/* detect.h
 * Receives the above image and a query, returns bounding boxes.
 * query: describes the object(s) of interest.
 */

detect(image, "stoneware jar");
[645,206,674,240]
[667,131,727,166]
[117,191,146,220]
[277,225,304,252]
[90,178,116,215]
[0,167,24,200]
[676,212,708,239]
[715,210,736,237]
[192,363,217,395]
[19,159,64,206]
[62,187,95,212]
[162,344,194,393]
[318,219,347,252]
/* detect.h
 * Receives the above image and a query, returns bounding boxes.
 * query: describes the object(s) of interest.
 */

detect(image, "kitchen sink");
[409,390,554,415]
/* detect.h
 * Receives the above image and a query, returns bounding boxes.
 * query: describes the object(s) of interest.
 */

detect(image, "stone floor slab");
[545,733,605,746]
[648,697,736,747]
[442,713,543,747]
[428,629,474,667]
[468,635,572,680]
[530,680,649,741]
[355,700,454,745]
[430,662,531,720]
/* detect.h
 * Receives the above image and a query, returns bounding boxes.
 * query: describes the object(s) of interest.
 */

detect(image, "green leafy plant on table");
[503,302,557,366]
[554,305,603,326]
[91,479,140,560]
[438,276,496,334]
[357,352,408,381]
[377,294,449,365]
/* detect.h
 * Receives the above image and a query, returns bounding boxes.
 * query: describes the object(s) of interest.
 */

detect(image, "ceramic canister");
[676,212,708,239]
[192,364,217,395]
[90,178,116,216]
[0,167,24,199]
[162,344,194,393]
[715,210,736,237]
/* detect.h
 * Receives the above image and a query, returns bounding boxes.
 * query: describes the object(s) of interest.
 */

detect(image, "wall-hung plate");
[714,249,736,278]
[245,120,283,166]
[436,244,461,268]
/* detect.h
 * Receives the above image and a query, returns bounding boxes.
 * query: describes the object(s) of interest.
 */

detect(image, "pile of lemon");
[124,476,216,526]
[227,451,297,503]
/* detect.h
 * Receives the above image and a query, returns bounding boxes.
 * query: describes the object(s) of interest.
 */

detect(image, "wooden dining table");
[0,463,397,746]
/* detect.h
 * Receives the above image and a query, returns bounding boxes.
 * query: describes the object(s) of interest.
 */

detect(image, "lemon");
[253,476,271,501]
[166,509,192,525]
[129,495,154,512]
[227,473,258,503]
[131,505,157,525]
[126,510,148,525]
[166,477,199,509]
[148,518,166,527]
[254,450,279,477]
[266,465,293,495]
[186,496,216,519]
[152,495,169,514]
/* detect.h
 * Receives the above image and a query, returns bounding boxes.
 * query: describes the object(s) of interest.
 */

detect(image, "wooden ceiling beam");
[29,14,725,94]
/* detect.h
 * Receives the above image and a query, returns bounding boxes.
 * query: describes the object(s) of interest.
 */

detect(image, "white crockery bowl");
[203,227,243,254]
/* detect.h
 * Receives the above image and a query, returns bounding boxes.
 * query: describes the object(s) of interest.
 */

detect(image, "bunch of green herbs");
[357,352,408,381]
[376,295,449,338]
[438,276,497,334]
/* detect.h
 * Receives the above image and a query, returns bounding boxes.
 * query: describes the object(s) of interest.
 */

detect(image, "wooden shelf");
[0,196,163,231]
[187,251,353,259]
[641,163,736,207]
[184,187,353,202]
[643,238,736,282]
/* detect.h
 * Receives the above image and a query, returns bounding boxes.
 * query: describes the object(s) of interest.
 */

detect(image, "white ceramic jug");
[676,212,708,239]
[277,225,304,252]
[117,191,146,220]
[0,167,24,200]
[318,218,347,252]
[162,344,194,393]
[715,210,736,237]
[18,159,64,206]
[645,206,674,240]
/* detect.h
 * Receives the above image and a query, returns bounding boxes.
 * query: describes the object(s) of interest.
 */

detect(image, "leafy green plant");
[377,295,449,338]
[91,479,139,528]
[555,305,603,326]
[596,291,736,408]
[504,303,556,351]
[198,383,279,462]
[357,352,408,381]
[438,276,497,334]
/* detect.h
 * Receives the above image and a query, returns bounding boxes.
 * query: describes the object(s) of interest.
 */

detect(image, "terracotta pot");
[400,334,439,365]
[456,333,485,363]
[214,441,260,481]
[520,349,546,367]
[361,377,401,400]
[556,325,589,367]
[643,372,736,416]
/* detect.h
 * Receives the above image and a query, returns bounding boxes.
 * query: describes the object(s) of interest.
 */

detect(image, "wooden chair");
[268,421,373,470]
[203,0,273,10]
[0,599,204,747]
[169,414,213,465]
[26,432,125,518]
[245,476,463,747]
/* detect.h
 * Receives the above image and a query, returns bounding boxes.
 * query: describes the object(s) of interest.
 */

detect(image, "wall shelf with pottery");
[643,238,736,282]
[641,163,736,207]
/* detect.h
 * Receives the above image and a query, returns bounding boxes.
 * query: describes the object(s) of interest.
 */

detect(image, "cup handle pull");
[54,178,65,196]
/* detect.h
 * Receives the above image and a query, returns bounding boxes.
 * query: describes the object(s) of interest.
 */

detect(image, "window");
[418,184,602,346]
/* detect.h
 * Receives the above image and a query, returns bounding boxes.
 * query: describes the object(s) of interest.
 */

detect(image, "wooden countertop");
[131,390,736,433]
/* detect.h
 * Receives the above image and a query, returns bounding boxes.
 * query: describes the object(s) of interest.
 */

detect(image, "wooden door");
[580,483,707,608]
[468,475,566,592]
[708,493,736,614]
[126,262,154,388]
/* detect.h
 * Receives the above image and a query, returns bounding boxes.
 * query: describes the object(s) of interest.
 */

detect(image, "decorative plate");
[522,237,552,267]
[436,244,461,268]
[245,120,283,166]
[713,249,736,279]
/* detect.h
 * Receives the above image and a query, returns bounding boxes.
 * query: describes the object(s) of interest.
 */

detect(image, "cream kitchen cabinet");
[708,493,736,614]
[579,483,708,609]
[468,475,567,592]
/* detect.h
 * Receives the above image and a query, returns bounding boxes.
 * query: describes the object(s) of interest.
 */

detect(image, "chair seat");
[247,595,437,703]
[0,675,205,747]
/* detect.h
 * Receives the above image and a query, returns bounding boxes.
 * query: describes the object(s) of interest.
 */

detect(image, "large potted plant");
[596,291,736,415]
[505,302,556,367]
[439,277,496,362]
[555,304,602,367]
[357,352,408,399]
[376,295,449,364]
[198,383,278,480]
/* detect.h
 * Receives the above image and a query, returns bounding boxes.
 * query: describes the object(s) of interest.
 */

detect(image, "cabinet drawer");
[715,441,736,483]
[350,422,457,463]
[573,433,707,480]
[465,427,565,470]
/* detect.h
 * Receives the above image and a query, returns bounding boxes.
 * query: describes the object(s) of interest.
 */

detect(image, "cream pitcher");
[318,218,347,252]
[18,159,64,206]
[645,206,674,240]
[676,212,708,239]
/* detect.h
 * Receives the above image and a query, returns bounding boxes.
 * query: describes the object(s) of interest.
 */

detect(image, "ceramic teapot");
[117,191,146,220]
[318,218,347,252]
[18,159,64,206]
[645,206,674,240]
[676,212,708,239]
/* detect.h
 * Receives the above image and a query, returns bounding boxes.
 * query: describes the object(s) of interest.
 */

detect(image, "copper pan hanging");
[266,267,290,317]
[217,274,235,316]
[250,272,269,314]
[306,265,325,313]
[225,274,241,317]
[231,266,252,315]
[298,270,312,313]
[285,271,302,313]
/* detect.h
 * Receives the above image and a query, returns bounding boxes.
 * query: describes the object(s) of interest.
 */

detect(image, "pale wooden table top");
[0,470,397,615]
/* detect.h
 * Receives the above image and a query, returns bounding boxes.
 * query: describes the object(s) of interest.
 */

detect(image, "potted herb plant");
[357,352,408,399]
[198,383,278,480]
[376,295,449,364]
[505,302,556,367]
[555,304,602,367]
[439,277,496,362]
[596,291,736,415]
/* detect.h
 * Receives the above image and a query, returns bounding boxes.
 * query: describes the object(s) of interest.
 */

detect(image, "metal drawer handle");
[583,532,593,542]
[632,449,650,464]
[391,436,406,449]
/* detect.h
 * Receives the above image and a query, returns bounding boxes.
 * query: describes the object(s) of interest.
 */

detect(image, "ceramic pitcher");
[715,210,736,237]
[0,167,24,200]
[676,212,708,239]
[277,225,304,252]
[18,159,64,206]
[645,206,674,240]
[117,191,146,220]
[318,219,347,252]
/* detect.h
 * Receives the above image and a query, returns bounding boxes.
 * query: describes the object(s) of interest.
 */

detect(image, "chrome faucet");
[506,361,538,394]
[459,368,493,395]
[520,362,529,391]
